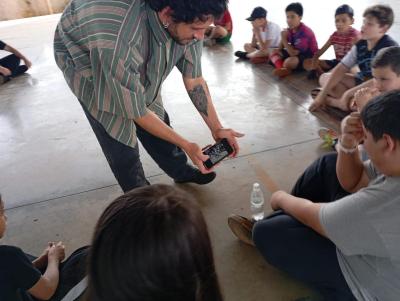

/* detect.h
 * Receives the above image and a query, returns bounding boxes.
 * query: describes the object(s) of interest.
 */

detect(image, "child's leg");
[210,25,228,39]
[303,58,315,71]
[244,43,258,53]
[253,214,356,301]
[0,54,21,77]
[49,246,89,300]
[324,74,357,111]
[283,56,300,70]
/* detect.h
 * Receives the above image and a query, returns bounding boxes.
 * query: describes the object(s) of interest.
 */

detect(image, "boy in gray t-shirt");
[320,160,400,300]
[229,90,400,300]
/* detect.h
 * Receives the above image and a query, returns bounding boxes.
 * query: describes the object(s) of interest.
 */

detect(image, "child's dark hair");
[87,184,223,301]
[361,90,400,142]
[285,2,303,17]
[363,5,394,28]
[335,4,354,18]
[372,46,400,76]
[147,0,228,23]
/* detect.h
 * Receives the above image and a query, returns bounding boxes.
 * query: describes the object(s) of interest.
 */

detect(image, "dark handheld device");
[203,138,234,169]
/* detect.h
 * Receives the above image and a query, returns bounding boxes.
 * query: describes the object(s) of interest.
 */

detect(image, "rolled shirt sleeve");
[176,42,203,78]
[340,45,357,69]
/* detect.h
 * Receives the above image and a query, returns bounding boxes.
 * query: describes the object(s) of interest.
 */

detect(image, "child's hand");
[48,241,65,263]
[340,112,364,148]
[351,87,380,111]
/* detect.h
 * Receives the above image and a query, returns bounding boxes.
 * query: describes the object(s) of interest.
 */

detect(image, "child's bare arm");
[315,38,332,59]
[28,242,65,300]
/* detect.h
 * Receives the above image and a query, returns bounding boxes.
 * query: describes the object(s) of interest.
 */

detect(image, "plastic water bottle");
[250,183,265,221]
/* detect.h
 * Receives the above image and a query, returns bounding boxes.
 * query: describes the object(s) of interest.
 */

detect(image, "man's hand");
[182,142,213,174]
[212,128,244,157]
[0,66,11,76]
[351,87,379,111]
[47,242,65,264]
[340,112,364,148]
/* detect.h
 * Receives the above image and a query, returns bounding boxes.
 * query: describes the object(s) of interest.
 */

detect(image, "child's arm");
[28,242,65,300]
[336,113,370,193]
[314,38,332,59]
[224,21,232,33]
[270,191,325,237]
[4,44,32,68]
[281,29,299,56]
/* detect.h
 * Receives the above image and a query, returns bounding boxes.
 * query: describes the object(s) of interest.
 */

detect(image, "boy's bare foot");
[309,99,324,111]
[273,67,291,78]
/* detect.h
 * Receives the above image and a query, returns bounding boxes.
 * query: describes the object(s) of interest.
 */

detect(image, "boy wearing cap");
[234,7,281,64]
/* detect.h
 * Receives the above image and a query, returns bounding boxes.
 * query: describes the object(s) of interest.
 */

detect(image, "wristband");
[337,140,357,154]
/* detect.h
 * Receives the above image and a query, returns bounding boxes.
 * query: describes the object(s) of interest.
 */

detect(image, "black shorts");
[281,49,307,71]
[322,59,339,69]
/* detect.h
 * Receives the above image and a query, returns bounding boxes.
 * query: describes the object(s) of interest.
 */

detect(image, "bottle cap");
[253,182,260,189]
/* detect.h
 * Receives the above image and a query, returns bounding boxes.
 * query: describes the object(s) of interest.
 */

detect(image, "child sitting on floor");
[234,6,281,64]
[304,4,360,80]
[204,8,233,46]
[0,195,87,301]
[86,184,223,301]
[270,2,318,78]
[309,4,398,112]
[0,40,32,84]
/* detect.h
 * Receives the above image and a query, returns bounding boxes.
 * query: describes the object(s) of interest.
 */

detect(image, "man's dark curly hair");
[147,0,228,23]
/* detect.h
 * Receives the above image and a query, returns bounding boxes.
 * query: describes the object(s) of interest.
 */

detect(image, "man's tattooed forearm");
[188,84,208,117]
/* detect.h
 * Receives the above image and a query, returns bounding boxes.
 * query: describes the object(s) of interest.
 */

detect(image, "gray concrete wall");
[0,0,69,21]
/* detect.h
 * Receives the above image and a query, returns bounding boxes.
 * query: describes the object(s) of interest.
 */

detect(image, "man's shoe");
[174,169,216,185]
[234,51,249,60]
[228,214,255,246]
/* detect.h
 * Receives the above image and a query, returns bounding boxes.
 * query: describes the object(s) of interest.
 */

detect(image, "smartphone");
[203,138,234,169]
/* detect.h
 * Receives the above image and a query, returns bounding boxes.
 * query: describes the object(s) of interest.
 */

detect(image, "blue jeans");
[81,103,191,192]
[253,153,356,300]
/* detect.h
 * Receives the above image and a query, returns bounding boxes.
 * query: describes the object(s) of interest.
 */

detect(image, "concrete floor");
[1,1,400,300]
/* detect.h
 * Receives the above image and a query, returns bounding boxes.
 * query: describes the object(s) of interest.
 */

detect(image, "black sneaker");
[174,168,216,185]
[234,51,249,60]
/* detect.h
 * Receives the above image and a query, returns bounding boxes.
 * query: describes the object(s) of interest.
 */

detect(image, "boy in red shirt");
[304,5,360,80]
[204,9,233,46]
[270,2,318,78]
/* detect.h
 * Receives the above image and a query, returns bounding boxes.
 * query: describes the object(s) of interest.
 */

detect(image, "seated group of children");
[1,184,222,301]
[227,3,399,115]
[2,3,400,301]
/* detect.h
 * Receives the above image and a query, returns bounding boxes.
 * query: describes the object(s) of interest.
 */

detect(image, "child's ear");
[379,24,389,34]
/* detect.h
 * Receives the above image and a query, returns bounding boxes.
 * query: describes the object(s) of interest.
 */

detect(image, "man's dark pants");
[253,153,357,300]
[81,103,192,192]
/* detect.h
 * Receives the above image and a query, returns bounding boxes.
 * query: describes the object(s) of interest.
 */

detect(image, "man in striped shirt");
[54,0,244,192]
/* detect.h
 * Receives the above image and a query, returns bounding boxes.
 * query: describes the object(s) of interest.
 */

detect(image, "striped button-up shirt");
[54,0,203,147]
